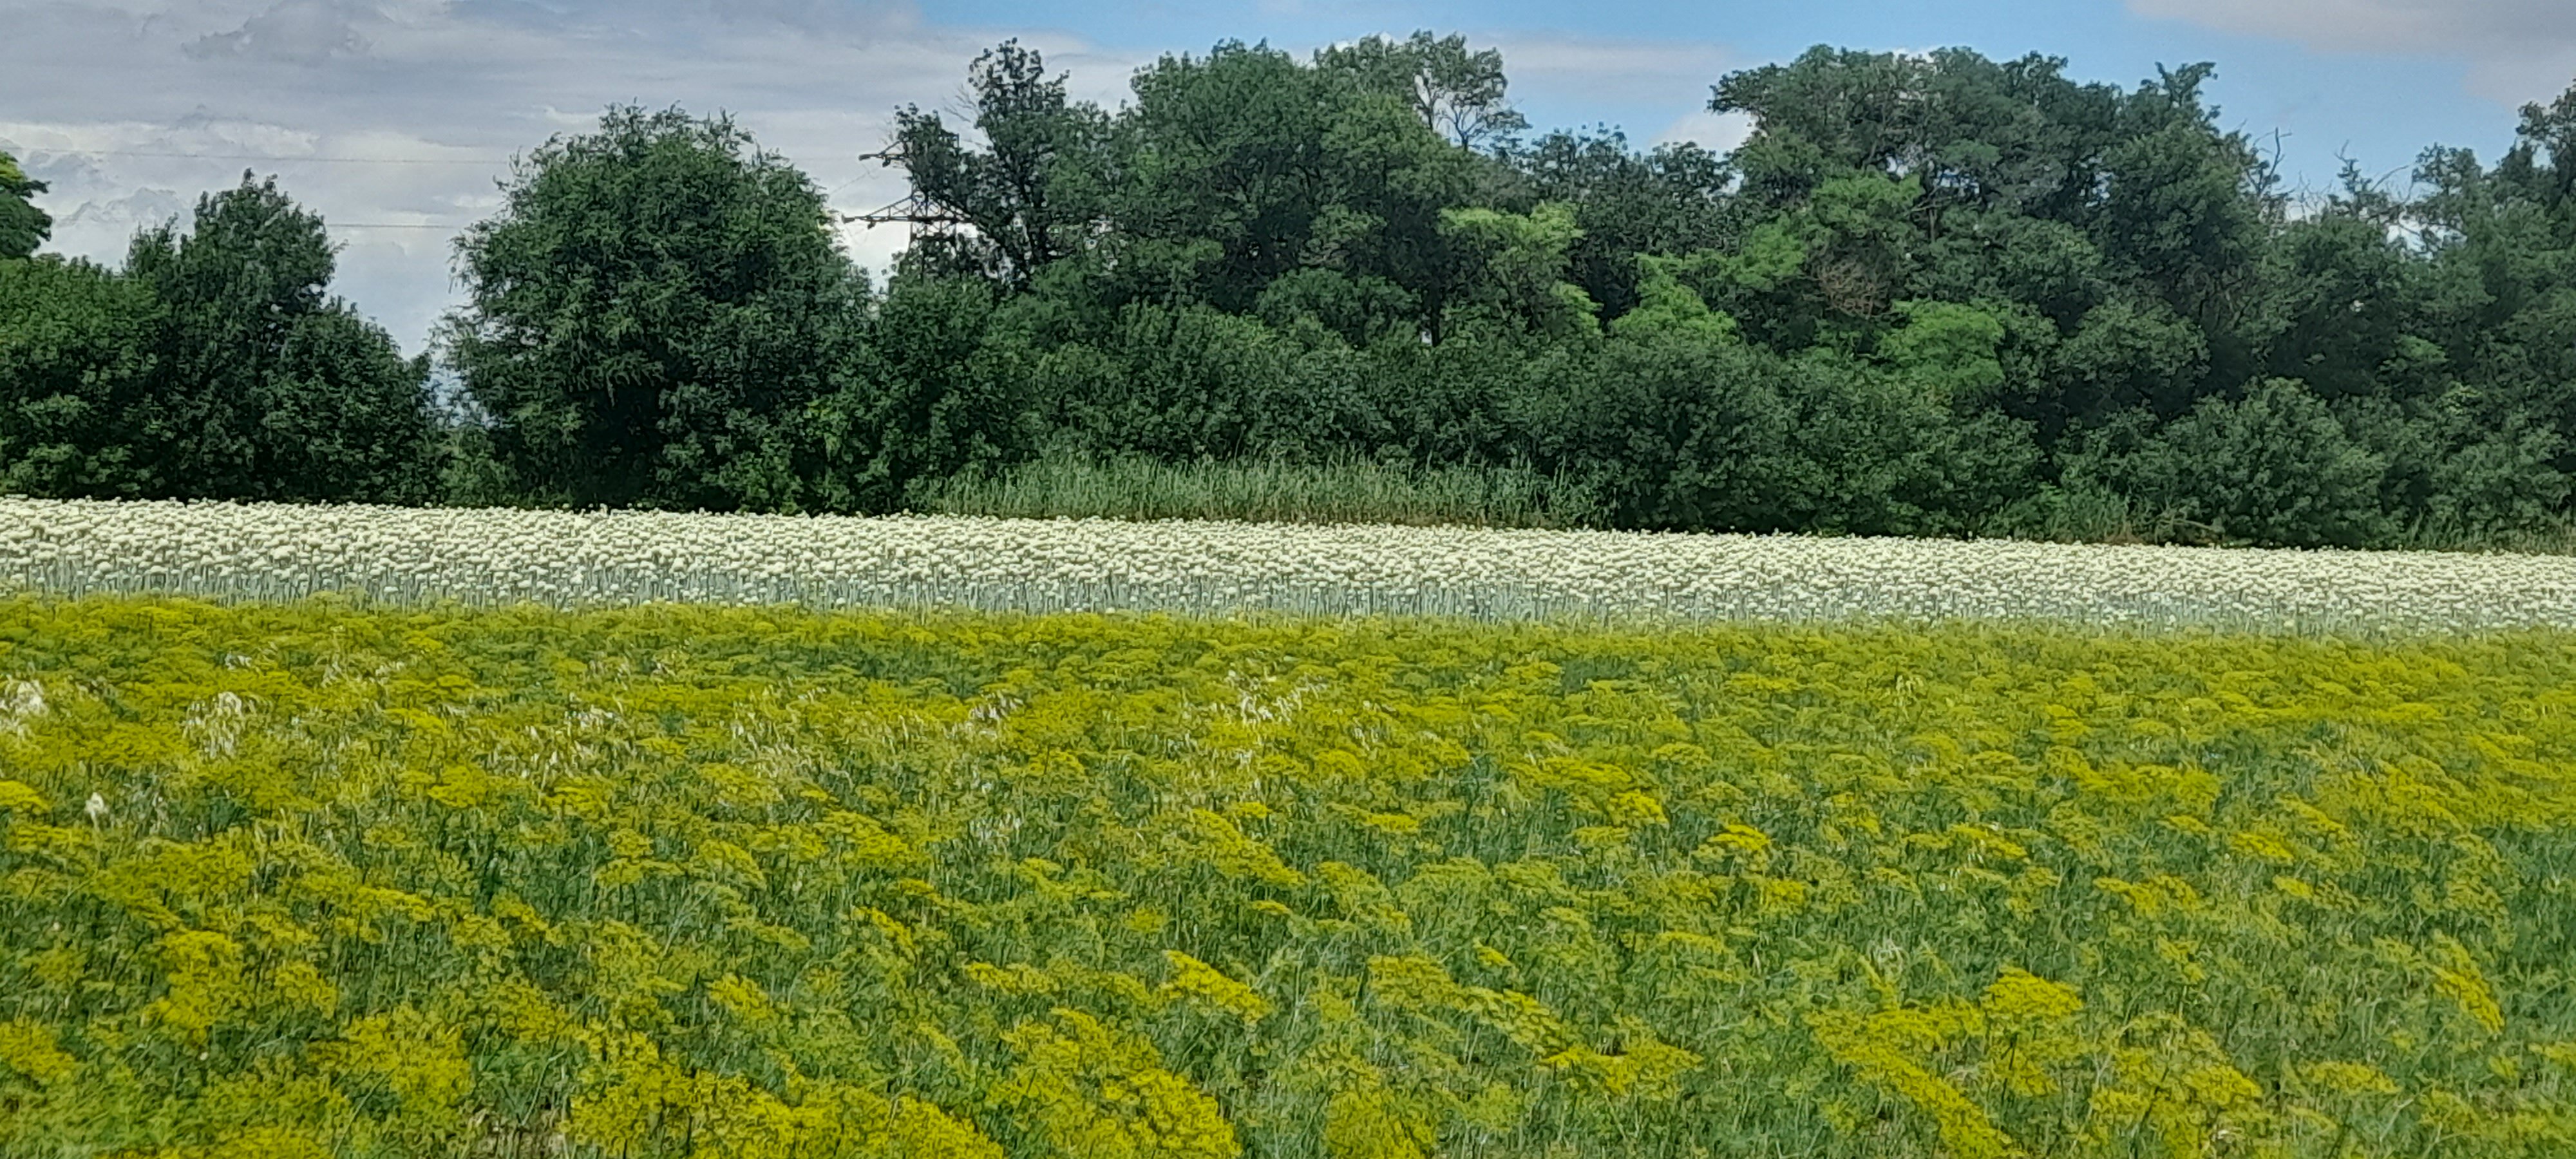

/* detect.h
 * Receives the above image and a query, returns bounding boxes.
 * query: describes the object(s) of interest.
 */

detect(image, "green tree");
[123,174,437,503]
[889,41,1112,289]
[1709,48,2280,428]
[1090,39,1495,330]
[1511,130,1735,320]
[2409,80,2576,482]
[1608,256,1739,343]
[1314,30,1528,151]
[446,106,863,511]
[0,257,157,496]
[812,274,1027,513]
[0,151,49,261]
[1437,202,1598,337]
[1518,331,1795,530]
[1877,299,2007,406]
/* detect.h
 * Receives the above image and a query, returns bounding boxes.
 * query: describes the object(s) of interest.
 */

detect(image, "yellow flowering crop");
[1,595,2573,1156]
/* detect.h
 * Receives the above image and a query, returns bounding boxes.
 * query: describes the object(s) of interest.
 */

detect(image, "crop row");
[7,498,2576,633]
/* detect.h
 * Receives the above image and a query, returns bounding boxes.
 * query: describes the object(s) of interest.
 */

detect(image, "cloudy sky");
[8,0,2574,356]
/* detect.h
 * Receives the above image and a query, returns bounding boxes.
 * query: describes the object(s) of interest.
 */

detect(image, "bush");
[2074,380,2393,547]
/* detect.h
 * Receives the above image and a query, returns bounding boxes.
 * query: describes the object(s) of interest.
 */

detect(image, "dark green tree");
[887,41,1112,289]
[0,256,157,496]
[122,174,437,503]
[811,274,1028,513]
[2409,80,2576,480]
[2074,380,2392,547]
[1512,130,1734,319]
[446,106,863,511]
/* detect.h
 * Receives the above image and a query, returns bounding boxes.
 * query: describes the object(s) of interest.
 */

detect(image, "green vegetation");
[12,39,2576,547]
[909,449,1605,528]
[0,173,435,504]
[3,596,2573,1156]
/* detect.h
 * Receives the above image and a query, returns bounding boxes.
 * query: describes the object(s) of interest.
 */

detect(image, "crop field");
[10,498,2576,634]
[2,589,2573,1158]
[3,502,2574,1158]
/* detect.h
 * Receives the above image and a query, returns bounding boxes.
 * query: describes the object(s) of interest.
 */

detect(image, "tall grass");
[1986,481,2576,555]
[907,449,1608,529]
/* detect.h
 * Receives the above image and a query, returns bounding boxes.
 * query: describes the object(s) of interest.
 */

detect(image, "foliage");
[1314,31,1529,150]
[0,257,158,496]
[2072,381,2392,548]
[444,106,864,512]
[3,597,2575,1156]
[888,41,1112,290]
[0,175,437,504]
[0,150,51,261]
[909,446,1604,529]
[10,37,2576,549]
[129,176,439,504]
[811,274,1025,513]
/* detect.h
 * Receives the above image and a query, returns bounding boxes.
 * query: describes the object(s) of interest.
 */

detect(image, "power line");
[21,147,505,166]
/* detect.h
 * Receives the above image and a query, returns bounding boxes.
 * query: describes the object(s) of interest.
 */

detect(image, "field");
[3,591,2574,1158]
[10,498,2576,633]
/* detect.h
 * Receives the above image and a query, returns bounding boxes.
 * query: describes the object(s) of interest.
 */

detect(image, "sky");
[7,0,2576,357]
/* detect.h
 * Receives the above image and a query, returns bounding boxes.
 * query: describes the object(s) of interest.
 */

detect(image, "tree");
[122,174,437,503]
[1315,31,1529,151]
[887,41,1112,289]
[812,274,1027,513]
[2091,64,2278,344]
[446,106,863,511]
[0,151,49,261]
[1079,39,1497,330]
[0,257,156,496]
[2409,80,2576,480]
[1512,131,1735,319]
[1877,299,2007,406]
[1437,202,1598,337]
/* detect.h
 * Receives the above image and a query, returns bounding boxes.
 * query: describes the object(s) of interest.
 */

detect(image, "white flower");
[0,496,2570,634]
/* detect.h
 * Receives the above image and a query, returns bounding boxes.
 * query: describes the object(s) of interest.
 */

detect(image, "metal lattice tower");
[840,146,963,243]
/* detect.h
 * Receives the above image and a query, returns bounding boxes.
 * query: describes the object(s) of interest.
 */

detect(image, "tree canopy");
[444,106,865,511]
[8,36,2576,550]
[1,173,435,504]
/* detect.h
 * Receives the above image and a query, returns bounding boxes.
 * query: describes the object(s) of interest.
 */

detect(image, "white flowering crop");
[4,496,2573,634]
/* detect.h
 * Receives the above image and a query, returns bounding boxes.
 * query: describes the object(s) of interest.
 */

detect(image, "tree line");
[7,35,2576,549]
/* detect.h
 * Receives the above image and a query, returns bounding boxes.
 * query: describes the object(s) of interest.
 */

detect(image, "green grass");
[906,448,1608,529]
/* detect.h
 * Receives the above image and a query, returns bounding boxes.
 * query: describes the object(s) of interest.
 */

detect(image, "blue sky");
[942,0,2531,196]
[6,0,2573,352]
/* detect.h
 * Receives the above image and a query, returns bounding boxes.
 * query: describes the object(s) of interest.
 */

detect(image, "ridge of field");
[9,497,2576,635]
[1,597,2572,1157]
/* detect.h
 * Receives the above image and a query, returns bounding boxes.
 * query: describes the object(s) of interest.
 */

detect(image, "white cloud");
[185,0,377,64]
[1654,108,1755,155]
[1485,32,1733,116]
[6,5,1750,355]
[55,187,189,233]
[2129,0,2576,104]
[4,0,1150,353]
